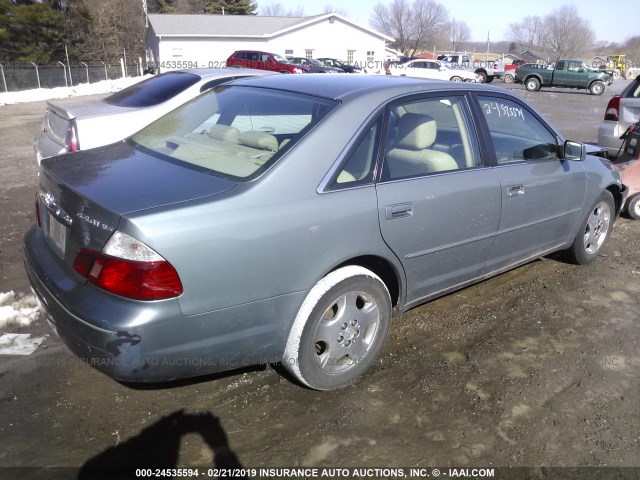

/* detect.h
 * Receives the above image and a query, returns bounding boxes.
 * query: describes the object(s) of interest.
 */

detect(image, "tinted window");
[104,72,200,107]
[132,86,338,181]
[383,96,480,180]
[478,96,558,164]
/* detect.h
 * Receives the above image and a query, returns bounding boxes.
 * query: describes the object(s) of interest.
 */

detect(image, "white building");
[144,13,394,73]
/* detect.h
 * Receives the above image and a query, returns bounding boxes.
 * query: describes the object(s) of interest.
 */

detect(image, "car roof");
[178,67,278,80]
[231,74,500,102]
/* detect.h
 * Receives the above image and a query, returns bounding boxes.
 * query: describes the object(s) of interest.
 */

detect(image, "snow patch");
[0,76,150,106]
[0,333,46,355]
[0,291,41,329]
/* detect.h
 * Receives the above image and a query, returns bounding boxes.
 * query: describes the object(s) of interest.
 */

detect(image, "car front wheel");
[450,76,463,82]
[566,191,614,264]
[627,194,640,220]
[504,73,514,83]
[283,266,392,390]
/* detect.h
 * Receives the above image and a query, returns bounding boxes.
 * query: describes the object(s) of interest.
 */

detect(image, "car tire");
[450,76,463,82]
[590,80,606,96]
[485,75,494,83]
[566,191,615,265]
[627,194,640,220]
[525,77,541,92]
[476,70,488,83]
[283,266,392,390]
[504,73,514,83]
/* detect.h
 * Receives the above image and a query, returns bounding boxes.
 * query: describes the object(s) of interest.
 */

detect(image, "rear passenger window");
[478,96,558,164]
[327,118,381,189]
[382,96,480,180]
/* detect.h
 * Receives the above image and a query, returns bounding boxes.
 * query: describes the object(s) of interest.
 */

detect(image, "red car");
[226,50,304,74]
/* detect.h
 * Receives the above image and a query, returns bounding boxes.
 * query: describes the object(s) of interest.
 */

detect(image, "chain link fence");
[0,62,148,92]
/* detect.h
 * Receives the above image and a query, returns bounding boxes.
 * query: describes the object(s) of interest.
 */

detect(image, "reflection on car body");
[25,75,627,390]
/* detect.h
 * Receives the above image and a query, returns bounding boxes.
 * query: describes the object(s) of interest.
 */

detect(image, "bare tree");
[323,5,348,16]
[371,0,448,56]
[259,2,304,16]
[507,15,543,52]
[81,0,145,63]
[543,5,594,60]
[449,19,471,51]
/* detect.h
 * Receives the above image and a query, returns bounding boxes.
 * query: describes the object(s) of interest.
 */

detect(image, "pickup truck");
[437,54,504,83]
[515,59,613,95]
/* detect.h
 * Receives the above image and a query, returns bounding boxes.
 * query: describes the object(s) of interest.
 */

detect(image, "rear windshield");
[131,85,337,181]
[623,78,640,98]
[104,72,200,107]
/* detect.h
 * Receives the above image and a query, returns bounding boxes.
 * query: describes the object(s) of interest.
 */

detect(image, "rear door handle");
[506,185,525,197]
[385,203,413,220]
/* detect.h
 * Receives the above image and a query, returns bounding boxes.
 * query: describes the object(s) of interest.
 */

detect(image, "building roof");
[147,13,394,42]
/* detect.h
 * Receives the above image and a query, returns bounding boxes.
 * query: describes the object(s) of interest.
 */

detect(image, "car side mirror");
[562,140,584,161]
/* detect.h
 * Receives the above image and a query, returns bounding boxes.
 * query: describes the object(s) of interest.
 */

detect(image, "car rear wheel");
[450,76,463,82]
[476,70,488,83]
[627,194,640,220]
[504,73,514,83]
[590,80,606,96]
[525,77,541,92]
[283,266,392,390]
[566,191,614,264]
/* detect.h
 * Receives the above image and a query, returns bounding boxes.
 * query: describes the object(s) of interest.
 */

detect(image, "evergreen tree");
[0,0,90,63]
[196,0,257,15]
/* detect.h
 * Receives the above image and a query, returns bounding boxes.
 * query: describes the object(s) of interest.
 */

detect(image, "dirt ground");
[0,81,639,478]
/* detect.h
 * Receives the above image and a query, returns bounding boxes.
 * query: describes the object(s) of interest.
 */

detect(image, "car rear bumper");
[24,225,303,383]
[598,121,625,158]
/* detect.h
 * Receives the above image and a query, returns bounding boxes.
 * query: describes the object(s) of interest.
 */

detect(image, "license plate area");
[47,213,67,257]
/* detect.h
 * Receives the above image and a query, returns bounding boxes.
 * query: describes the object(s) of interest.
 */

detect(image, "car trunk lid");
[43,98,137,151]
[38,142,237,270]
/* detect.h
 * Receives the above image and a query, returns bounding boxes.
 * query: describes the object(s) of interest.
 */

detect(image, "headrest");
[396,113,437,150]
[239,131,279,152]
[210,124,240,143]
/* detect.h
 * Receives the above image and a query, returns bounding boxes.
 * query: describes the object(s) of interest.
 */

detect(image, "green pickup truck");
[515,60,613,95]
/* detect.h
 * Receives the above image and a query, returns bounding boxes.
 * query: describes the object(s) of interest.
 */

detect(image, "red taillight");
[73,248,183,301]
[35,194,41,227]
[65,120,80,152]
[604,96,622,121]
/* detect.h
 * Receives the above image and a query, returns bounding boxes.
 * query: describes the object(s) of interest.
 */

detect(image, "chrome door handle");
[385,203,413,220]
[507,185,525,197]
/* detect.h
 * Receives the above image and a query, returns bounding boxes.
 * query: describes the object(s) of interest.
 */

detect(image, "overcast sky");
[260,0,635,44]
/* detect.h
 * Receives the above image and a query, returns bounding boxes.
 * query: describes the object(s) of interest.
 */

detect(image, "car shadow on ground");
[77,410,245,480]
[119,364,269,390]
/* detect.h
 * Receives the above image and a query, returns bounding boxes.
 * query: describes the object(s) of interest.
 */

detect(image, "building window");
[285,49,294,56]
[171,47,183,58]
[347,50,355,63]
[305,49,313,58]
[367,51,374,61]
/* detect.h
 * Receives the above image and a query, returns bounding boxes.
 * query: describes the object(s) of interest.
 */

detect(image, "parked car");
[316,58,363,73]
[288,57,342,73]
[386,59,480,82]
[515,59,613,95]
[25,75,627,391]
[437,53,504,83]
[597,76,640,157]
[612,121,640,218]
[226,50,304,74]
[34,68,275,163]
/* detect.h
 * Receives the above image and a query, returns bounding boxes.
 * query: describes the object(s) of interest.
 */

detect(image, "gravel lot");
[0,80,639,478]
